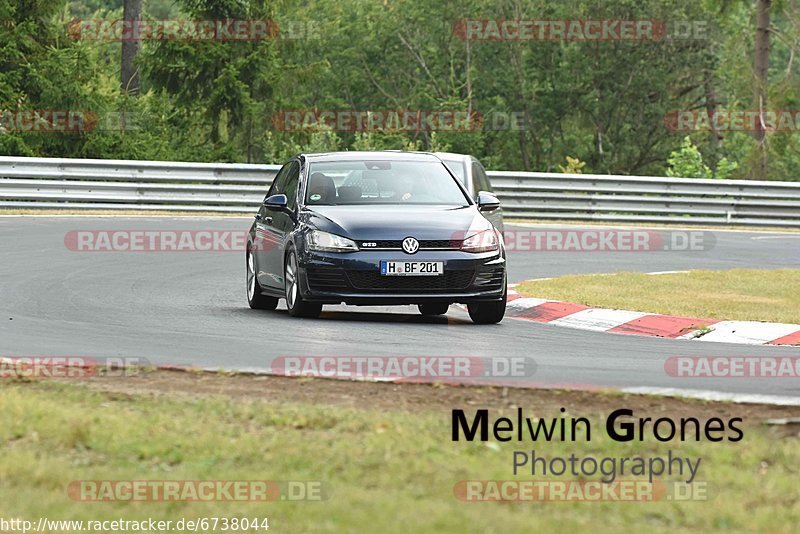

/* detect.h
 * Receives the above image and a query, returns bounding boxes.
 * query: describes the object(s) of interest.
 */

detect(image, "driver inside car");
[307,172,337,204]
[396,177,414,201]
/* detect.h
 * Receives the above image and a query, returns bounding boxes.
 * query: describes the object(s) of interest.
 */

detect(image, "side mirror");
[263,194,289,211]
[477,191,500,212]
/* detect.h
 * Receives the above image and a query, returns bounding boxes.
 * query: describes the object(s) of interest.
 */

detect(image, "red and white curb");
[617,387,800,407]
[506,287,800,346]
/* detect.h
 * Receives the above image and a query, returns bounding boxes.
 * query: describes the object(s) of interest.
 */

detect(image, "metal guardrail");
[488,171,800,227]
[1,156,799,226]
[0,156,280,213]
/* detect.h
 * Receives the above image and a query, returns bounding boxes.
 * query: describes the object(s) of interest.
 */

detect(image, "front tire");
[418,303,449,316]
[284,250,322,318]
[467,287,506,324]
[247,249,278,310]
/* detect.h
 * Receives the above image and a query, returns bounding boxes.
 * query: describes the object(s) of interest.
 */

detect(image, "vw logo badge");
[402,237,420,255]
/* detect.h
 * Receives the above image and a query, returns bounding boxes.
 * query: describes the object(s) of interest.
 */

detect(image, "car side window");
[283,162,301,210]
[472,161,492,193]
[266,162,292,200]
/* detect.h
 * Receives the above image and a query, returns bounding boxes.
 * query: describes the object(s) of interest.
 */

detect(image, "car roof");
[301,151,443,163]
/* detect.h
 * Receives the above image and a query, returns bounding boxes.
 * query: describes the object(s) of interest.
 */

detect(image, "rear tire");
[467,287,506,324]
[247,249,278,310]
[285,250,322,318]
[418,303,449,316]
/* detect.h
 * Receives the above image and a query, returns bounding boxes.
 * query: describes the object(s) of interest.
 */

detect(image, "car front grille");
[347,270,474,292]
[306,268,350,292]
[361,239,462,250]
[473,266,505,292]
[305,267,478,293]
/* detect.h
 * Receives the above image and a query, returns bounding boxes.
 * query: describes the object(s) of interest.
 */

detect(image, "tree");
[753,0,772,179]
[120,0,142,94]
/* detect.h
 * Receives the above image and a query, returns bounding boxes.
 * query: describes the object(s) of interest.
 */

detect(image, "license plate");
[380,261,444,276]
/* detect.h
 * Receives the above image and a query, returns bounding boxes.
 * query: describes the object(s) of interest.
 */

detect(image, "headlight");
[461,229,499,253]
[307,230,359,252]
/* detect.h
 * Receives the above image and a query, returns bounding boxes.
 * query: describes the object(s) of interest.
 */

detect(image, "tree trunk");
[120,0,143,95]
[704,70,722,173]
[753,0,771,179]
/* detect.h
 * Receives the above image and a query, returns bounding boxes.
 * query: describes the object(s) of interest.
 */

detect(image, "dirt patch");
[56,368,800,426]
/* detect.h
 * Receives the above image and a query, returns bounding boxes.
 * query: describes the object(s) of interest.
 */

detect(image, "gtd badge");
[402,237,419,255]
[361,242,377,248]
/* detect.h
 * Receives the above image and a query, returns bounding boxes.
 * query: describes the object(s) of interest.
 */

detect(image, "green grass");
[516,269,800,324]
[1,382,799,532]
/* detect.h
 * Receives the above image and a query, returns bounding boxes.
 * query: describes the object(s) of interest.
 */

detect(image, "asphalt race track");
[1,216,799,400]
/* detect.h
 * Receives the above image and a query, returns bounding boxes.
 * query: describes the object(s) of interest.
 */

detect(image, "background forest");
[1,0,799,179]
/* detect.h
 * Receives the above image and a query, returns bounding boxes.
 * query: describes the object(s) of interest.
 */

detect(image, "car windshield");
[305,160,470,206]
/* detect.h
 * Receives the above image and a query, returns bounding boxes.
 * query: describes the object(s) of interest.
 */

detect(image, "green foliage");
[667,137,738,179]
[667,137,713,178]
[264,124,341,161]
[715,157,739,180]
[1,0,798,180]
[351,130,420,152]
[427,132,450,153]
[558,156,587,174]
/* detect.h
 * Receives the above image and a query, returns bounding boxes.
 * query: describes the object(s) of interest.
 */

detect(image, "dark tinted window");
[283,162,300,210]
[266,161,300,210]
[472,160,492,193]
[266,162,292,199]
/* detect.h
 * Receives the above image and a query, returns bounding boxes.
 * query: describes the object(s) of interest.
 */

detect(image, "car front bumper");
[296,249,506,305]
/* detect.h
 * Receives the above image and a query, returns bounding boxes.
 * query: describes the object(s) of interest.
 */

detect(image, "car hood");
[304,205,492,240]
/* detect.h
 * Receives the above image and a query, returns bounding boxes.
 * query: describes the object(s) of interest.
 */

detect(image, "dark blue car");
[246,151,506,324]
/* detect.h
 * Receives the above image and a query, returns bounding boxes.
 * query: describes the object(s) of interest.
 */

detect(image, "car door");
[254,161,293,289]
[265,160,301,289]
[472,158,504,232]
